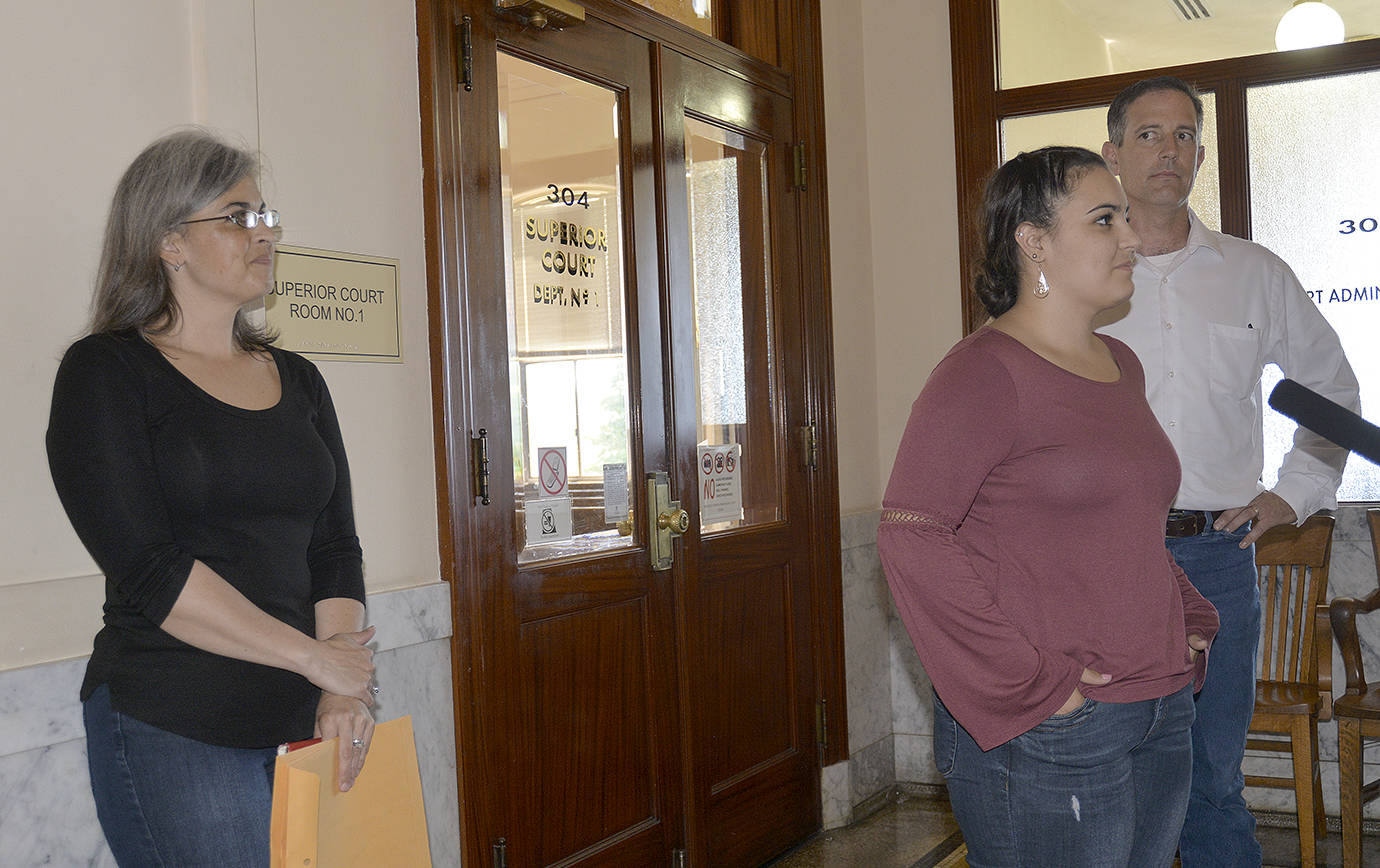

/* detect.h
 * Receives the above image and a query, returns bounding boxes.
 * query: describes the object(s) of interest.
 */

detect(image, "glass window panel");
[523,361,578,472]
[574,357,629,477]
[998,0,1380,89]
[629,0,715,36]
[499,54,635,562]
[684,116,782,532]
[1001,95,1220,232]
[1248,69,1380,501]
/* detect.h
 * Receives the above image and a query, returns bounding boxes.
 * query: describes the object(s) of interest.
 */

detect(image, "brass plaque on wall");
[265,245,402,363]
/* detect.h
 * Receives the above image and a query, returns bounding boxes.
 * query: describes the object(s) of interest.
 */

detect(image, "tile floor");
[768,790,1380,867]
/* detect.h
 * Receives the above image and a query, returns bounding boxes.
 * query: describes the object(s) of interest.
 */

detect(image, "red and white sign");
[537,447,569,497]
[697,443,742,525]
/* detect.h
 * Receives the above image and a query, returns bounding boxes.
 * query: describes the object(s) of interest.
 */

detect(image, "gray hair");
[1106,76,1204,147]
[90,129,274,351]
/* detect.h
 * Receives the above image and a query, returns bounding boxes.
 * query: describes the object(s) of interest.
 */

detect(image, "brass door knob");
[657,508,690,535]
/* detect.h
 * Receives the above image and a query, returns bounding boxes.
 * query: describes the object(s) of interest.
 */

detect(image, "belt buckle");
[1166,510,1207,538]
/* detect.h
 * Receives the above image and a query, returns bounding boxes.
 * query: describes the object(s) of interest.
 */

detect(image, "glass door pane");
[684,116,782,532]
[499,54,635,562]
[1248,68,1380,501]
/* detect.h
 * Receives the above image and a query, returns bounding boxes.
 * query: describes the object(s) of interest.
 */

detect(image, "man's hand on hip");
[1213,491,1297,548]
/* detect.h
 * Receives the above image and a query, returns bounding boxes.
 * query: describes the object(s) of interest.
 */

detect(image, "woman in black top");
[47,130,377,867]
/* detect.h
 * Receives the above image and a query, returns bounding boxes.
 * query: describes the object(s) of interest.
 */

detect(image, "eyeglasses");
[180,208,280,230]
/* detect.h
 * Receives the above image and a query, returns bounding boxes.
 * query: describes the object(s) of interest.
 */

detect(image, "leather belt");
[1165,509,1226,538]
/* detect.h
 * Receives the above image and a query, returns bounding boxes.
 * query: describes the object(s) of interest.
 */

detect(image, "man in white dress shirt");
[1099,76,1358,866]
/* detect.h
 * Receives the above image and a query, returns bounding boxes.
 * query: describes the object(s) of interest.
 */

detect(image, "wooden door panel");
[520,599,659,862]
[456,8,684,866]
[661,47,820,866]
[695,541,816,864]
[514,555,650,619]
[701,564,797,784]
[707,770,816,865]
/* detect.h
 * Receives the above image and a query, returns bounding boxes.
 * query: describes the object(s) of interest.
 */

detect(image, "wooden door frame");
[416,1,845,863]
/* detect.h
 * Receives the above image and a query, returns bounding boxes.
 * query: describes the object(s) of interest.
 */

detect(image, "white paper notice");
[525,497,573,545]
[603,463,629,522]
[697,444,743,525]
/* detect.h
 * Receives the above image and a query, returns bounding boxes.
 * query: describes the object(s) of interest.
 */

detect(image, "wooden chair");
[1245,512,1335,868]
[1330,508,1380,867]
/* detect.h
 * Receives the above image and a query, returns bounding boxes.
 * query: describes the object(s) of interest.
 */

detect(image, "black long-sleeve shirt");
[47,330,365,748]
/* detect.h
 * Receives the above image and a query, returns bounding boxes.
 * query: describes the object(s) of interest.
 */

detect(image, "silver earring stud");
[171,262,183,272]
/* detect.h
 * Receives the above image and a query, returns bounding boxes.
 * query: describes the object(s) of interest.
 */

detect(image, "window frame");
[948,1,1380,334]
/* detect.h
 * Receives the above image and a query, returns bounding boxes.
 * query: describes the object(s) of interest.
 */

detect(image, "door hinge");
[793,141,807,191]
[457,15,474,92]
[671,848,689,868]
[471,428,491,505]
[798,424,819,469]
[493,837,508,868]
[816,698,829,751]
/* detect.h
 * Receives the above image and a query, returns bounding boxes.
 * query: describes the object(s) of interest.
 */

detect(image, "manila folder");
[270,715,432,867]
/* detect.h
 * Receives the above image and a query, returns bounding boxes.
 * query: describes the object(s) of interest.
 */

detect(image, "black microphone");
[1267,378,1380,466]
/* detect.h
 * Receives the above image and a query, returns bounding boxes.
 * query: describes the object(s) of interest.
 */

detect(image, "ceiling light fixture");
[1275,1,1346,51]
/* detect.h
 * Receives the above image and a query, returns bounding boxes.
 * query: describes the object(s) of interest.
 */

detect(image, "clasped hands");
[307,627,377,792]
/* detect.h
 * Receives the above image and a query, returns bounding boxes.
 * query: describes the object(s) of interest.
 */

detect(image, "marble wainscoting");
[1244,505,1380,820]
[825,509,942,828]
[0,582,461,867]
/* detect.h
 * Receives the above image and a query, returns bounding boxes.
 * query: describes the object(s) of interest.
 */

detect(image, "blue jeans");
[934,682,1195,867]
[1169,526,1262,867]
[84,684,278,867]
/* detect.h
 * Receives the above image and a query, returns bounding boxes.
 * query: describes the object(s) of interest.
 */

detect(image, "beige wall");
[820,0,880,514]
[998,0,1111,88]
[825,0,963,514]
[1,0,438,669]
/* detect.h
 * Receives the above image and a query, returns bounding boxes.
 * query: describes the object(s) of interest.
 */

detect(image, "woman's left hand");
[315,692,376,792]
[1187,633,1210,662]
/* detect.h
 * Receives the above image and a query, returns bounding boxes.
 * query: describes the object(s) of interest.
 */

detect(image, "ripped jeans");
[933,681,1195,868]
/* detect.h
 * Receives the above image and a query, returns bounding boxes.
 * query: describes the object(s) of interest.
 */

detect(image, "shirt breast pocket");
[1208,323,1262,400]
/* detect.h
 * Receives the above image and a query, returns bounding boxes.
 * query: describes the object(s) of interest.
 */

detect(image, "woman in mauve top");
[878,146,1218,867]
[46,130,378,867]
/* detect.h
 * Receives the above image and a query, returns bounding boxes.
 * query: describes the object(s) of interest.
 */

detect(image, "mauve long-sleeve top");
[878,327,1218,750]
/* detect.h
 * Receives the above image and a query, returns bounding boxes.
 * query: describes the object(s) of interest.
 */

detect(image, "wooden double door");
[429,3,827,865]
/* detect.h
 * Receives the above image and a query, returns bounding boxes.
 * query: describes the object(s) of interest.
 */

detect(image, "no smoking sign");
[697,443,743,525]
[537,447,569,497]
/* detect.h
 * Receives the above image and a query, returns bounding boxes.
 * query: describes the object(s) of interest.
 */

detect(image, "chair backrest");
[1255,513,1335,685]
[1369,509,1380,585]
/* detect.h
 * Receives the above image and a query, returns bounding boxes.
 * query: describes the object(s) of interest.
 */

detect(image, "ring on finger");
[352,737,364,748]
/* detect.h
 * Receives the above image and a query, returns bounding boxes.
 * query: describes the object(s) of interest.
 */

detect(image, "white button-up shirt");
[1099,210,1359,521]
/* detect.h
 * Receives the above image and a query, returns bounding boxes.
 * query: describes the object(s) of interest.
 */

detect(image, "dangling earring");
[1029,252,1050,298]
